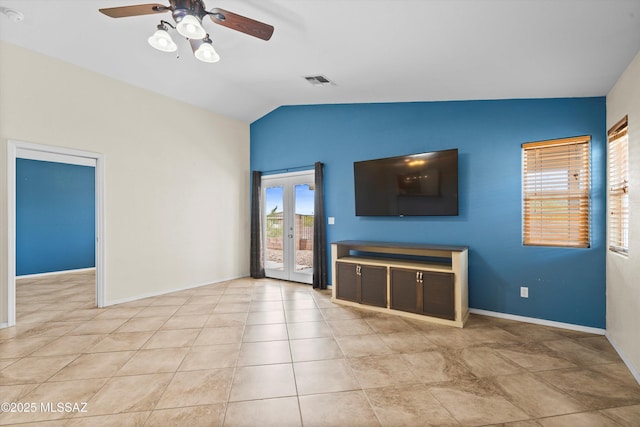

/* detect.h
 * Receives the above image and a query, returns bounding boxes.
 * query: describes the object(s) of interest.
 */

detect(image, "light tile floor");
[1,271,639,426]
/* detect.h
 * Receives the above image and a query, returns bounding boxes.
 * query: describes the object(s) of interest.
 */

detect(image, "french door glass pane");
[265,185,284,271]
[294,184,314,274]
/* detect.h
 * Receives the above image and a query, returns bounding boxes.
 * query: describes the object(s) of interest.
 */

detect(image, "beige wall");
[606,49,640,380]
[0,41,250,322]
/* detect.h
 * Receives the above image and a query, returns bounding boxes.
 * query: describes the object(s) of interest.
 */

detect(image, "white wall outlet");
[520,286,529,298]
[328,217,335,225]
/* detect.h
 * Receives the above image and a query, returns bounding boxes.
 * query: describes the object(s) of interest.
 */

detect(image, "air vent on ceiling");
[304,75,336,87]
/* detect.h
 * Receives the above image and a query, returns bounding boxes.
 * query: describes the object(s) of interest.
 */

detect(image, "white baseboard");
[103,274,245,307]
[606,333,640,385]
[17,267,96,280]
[469,308,606,335]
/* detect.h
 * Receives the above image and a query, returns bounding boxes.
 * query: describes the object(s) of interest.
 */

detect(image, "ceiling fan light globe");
[148,29,177,52]
[195,42,220,63]
[176,14,206,40]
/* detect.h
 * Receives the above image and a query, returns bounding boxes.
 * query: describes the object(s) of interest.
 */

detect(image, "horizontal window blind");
[523,136,591,248]
[608,115,629,254]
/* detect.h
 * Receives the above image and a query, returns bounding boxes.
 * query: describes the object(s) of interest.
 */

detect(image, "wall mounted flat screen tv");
[354,148,458,216]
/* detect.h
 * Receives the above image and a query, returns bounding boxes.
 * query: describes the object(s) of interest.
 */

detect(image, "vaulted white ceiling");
[1,0,639,123]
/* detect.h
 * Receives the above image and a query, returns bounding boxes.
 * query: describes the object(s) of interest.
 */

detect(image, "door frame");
[262,170,314,284]
[6,140,105,327]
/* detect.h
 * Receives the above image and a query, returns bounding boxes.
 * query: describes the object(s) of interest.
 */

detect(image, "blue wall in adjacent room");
[16,159,96,276]
[250,98,607,328]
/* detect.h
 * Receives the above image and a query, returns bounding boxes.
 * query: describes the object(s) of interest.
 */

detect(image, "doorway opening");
[263,171,315,284]
[6,140,105,327]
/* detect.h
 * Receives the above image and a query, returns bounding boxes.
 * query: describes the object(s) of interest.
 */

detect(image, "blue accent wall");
[16,159,96,276]
[250,98,606,328]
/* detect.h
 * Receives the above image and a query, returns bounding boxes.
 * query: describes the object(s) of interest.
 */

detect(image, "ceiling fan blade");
[208,8,274,41]
[99,4,169,18]
[188,38,200,53]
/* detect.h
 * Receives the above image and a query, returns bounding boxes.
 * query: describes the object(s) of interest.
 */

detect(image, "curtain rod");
[260,163,317,175]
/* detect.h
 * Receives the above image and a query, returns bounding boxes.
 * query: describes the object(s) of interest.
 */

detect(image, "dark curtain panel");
[313,162,328,289]
[250,170,265,278]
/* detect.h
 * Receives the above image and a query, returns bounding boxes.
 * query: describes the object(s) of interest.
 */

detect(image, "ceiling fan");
[99,0,274,63]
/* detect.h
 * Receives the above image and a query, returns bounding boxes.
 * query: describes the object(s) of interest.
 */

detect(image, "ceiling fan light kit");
[99,0,274,64]
[175,13,206,39]
[194,37,220,63]
[148,23,178,52]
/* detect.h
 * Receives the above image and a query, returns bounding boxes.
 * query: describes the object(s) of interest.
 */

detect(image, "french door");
[263,171,315,284]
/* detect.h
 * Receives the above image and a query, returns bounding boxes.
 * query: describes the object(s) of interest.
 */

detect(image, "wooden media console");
[331,240,469,328]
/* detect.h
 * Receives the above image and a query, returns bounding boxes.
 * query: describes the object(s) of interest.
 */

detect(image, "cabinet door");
[422,271,455,320]
[336,262,359,302]
[390,268,419,313]
[360,265,387,308]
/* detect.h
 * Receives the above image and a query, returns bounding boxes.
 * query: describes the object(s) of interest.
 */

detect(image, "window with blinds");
[608,116,629,254]
[522,136,591,248]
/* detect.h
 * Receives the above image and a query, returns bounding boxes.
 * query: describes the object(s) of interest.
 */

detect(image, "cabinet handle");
[356,265,361,276]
